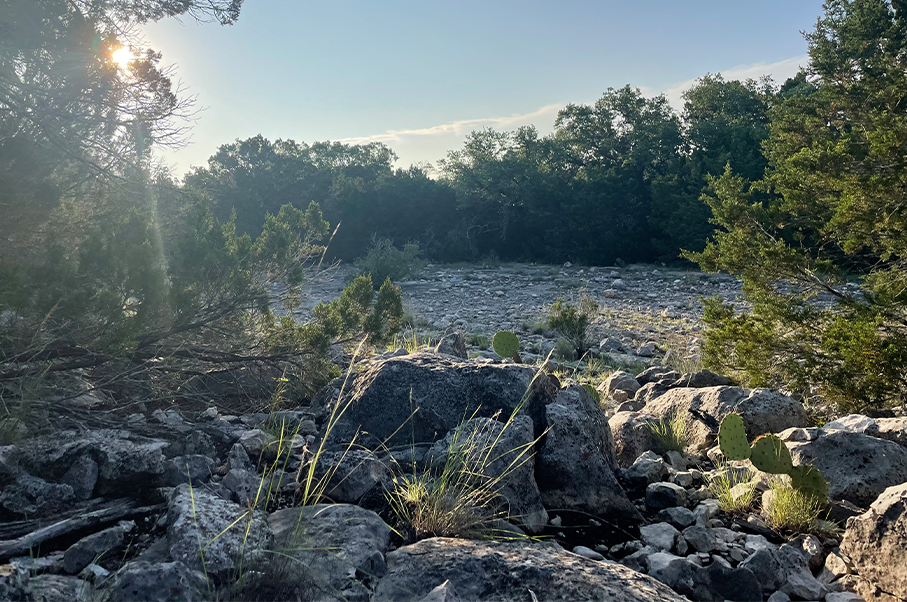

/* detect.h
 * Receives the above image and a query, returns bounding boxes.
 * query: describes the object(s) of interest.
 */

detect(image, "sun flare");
[111,47,133,69]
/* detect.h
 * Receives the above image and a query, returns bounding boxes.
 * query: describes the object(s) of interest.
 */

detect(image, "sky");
[142,0,826,176]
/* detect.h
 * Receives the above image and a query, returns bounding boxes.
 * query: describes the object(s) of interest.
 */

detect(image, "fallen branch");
[0,499,164,561]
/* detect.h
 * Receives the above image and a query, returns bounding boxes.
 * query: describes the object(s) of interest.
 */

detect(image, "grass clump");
[762,479,824,533]
[704,460,758,513]
[352,236,425,287]
[466,332,490,349]
[646,410,694,453]
[386,414,536,543]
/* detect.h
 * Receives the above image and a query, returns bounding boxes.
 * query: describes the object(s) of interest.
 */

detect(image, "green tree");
[689,0,907,411]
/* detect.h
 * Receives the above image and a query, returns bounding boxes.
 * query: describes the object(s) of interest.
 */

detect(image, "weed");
[661,344,702,375]
[466,333,490,349]
[704,460,758,513]
[762,479,824,533]
[387,329,433,353]
[646,410,694,453]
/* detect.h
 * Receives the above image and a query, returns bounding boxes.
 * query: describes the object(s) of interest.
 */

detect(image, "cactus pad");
[790,465,828,501]
[582,383,600,403]
[492,330,520,361]
[749,434,793,474]
[718,413,751,461]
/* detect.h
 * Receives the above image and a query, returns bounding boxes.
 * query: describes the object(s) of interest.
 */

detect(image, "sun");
[111,47,133,69]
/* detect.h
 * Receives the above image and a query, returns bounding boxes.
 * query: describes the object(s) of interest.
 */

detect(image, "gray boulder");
[640,523,680,552]
[0,475,74,518]
[646,552,696,594]
[162,455,214,487]
[314,352,557,448]
[434,332,468,359]
[19,429,167,496]
[635,367,680,387]
[840,482,907,601]
[635,382,672,405]
[27,574,90,602]
[787,428,907,507]
[643,386,807,451]
[269,503,391,599]
[313,448,389,505]
[609,411,662,468]
[536,386,642,525]
[63,520,135,574]
[691,562,762,602]
[872,417,907,448]
[167,484,271,577]
[62,455,99,500]
[0,445,20,486]
[98,561,206,602]
[426,416,547,533]
[372,538,688,602]
[645,482,687,510]
[624,450,668,489]
[603,371,641,396]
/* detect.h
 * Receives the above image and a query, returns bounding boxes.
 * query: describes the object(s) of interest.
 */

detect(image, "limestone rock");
[314,352,557,448]
[787,429,907,507]
[372,538,688,602]
[167,484,271,576]
[643,386,807,451]
[537,386,641,525]
[841,482,907,601]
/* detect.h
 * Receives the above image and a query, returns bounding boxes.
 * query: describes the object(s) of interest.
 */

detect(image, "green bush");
[687,1,907,412]
[646,410,694,453]
[352,236,425,288]
[548,293,598,357]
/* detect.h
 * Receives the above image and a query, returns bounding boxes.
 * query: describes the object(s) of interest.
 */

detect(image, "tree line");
[185,75,779,265]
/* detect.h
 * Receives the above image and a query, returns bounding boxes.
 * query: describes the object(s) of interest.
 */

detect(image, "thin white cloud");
[338,102,566,146]
[340,55,809,168]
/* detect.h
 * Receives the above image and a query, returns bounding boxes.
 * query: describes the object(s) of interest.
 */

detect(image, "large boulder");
[372,538,688,602]
[786,429,907,507]
[536,386,642,525]
[313,448,389,505]
[167,484,271,577]
[98,561,207,602]
[426,415,548,534]
[0,475,75,518]
[18,429,167,496]
[314,353,558,448]
[609,412,662,468]
[871,417,907,448]
[643,386,807,451]
[841,483,907,600]
[269,503,392,601]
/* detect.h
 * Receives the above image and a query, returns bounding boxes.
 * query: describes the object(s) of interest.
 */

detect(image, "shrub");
[553,337,576,361]
[646,410,694,453]
[548,293,598,357]
[762,479,824,533]
[352,236,425,288]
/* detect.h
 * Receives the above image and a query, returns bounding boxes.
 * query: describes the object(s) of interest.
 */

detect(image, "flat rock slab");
[372,537,688,602]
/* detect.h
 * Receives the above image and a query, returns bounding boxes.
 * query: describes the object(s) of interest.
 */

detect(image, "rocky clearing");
[282,262,746,364]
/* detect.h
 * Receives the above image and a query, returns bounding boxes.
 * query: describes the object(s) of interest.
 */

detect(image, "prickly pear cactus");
[492,330,521,362]
[749,434,793,474]
[718,413,751,461]
[790,465,828,501]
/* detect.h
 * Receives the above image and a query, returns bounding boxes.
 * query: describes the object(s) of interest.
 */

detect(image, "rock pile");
[0,349,904,601]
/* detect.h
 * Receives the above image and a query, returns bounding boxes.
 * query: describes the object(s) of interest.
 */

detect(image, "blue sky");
[143,0,825,175]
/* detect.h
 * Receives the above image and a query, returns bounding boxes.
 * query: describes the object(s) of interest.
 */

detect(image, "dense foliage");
[186,79,777,266]
[0,0,403,424]
[690,0,907,411]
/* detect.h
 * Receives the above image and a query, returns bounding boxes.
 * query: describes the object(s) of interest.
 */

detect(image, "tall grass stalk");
[762,478,824,533]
